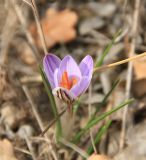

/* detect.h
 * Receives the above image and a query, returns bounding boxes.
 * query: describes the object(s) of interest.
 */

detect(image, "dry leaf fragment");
[88,154,111,160]
[0,139,18,160]
[30,8,78,49]
[133,57,146,80]
[133,57,146,97]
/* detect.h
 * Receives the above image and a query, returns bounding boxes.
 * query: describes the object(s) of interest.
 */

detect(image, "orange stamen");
[60,71,78,90]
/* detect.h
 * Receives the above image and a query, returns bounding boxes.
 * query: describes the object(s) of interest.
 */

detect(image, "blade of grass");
[93,79,120,116]
[39,65,62,140]
[72,79,119,143]
[73,99,81,113]
[95,30,121,67]
[72,98,133,143]
[74,79,119,115]
[87,120,112,155]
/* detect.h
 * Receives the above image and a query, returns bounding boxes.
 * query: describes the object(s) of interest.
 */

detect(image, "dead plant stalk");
[120,0,141,150]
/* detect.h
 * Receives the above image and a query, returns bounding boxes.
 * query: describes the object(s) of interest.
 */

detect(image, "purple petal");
[70,76,91,98]
[53,87,76,103]
[58,55,82,81]
[43,54,61,88]
[79,55,93,78]
[54,69,59,88]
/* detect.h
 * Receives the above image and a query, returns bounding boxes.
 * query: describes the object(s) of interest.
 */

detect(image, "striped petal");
[58,55,82,82]
[70,76,91,98]
[79,55,93,79]
[53,87,76,104]
[43,54,61,88]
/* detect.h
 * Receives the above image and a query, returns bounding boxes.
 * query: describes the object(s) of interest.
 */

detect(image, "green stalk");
[39,65,62,140]
[87,120,112,155]
[95,30,122,67]
[72,99,133,143]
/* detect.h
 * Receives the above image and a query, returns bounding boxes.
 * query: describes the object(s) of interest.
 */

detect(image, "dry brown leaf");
[30,8,78,49]
[133,57,146,80]
[88,154,111,160]
[132,79,146,97]
[0,139,18,160]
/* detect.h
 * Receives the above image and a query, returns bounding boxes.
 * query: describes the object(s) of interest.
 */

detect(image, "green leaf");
[93,79,120,117]
[73,79,119,143]
[73,99,81,113]
[87,120,112,155]
[72,99,133,143]
[95,30,122,67]
[39,65,62,140]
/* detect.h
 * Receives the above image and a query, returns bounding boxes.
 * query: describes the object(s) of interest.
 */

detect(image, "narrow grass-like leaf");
[73,79,119,143]
[93,79,120,116]
[72,99,133,143]
[85,79,119,129]
[39,65,62,140]
[95,30,121,67]
[87,120,112,155]
[73,99,81,113]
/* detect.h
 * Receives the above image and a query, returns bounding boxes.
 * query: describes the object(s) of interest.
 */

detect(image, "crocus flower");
[43,54,93,104]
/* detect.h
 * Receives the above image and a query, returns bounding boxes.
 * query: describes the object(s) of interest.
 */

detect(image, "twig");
[88,84,97,154]
[25,135,37,160]
[13,1,41,62]
[40,107,67,136]
[22,0,48,55]
[14,147,31,155]
[59,137,89,159]
[22,85,59,160]
[93,51,146,73]
[120,0,141,149]
[22,85,45,131]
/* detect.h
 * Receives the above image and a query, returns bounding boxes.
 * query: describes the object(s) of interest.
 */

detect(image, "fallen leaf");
[132,79,146,97]
[133,57,146,97]
[133,57,146,80]
[0,139,18,160]
[88,154,111,160]
[30,8,78,49]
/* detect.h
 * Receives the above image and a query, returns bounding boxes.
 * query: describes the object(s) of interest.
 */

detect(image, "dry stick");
[22,85,45,131]
[13,1,41,62]
[59,137,89,159]
[88,84,97,154]
[14,147,31,155]
[93,51,146,73]
[22,85,59,160]
[22,0,48,54]
[40,108,67,136]
[120,0,141,150]
[21,1,60,159]
[25,134,37,160]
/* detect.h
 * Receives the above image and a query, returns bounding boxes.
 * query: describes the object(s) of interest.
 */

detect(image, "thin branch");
[14,147,31,155]
[22,85,59,159]
[31,0,48,54]
[22,0,48,54]
[40,108,67,137]
[13,1,41,62]
[120,0,141,149]
[25,135,37,160]
[59,137,89,159]
[93,51,146,73]
[22,85,45,131]
[88,84,97,154]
